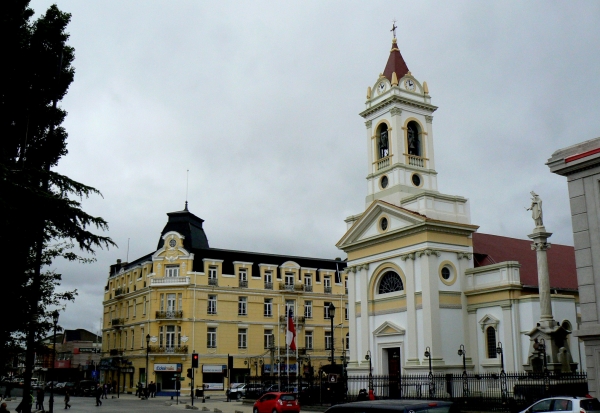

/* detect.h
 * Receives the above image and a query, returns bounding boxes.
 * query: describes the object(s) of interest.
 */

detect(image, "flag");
[286,308,297,351]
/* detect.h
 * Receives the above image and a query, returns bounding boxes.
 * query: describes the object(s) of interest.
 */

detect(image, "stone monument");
[525,192,575,372]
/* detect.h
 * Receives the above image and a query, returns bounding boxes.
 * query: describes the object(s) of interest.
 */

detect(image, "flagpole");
[277,303,280,384]
[295,300,299,391]
[287,306,290,385]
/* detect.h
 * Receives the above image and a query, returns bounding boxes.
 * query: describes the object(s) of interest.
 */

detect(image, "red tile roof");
[383,39,409,83]
[472,233,577,290]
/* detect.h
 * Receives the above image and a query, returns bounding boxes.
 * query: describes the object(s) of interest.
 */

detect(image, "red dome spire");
[383,38,409,83]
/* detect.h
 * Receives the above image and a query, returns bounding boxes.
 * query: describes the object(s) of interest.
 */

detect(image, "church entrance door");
[387,347,401,398]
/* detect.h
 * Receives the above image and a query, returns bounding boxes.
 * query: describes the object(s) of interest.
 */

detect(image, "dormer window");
[165,265,179,278]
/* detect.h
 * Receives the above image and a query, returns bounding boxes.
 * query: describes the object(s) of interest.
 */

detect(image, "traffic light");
[187,368,193,379]
[228,354,233,370]
[192,353,199,368]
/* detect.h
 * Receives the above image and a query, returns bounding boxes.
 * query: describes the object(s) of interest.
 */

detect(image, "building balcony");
[155,310,183,319]
[264,282,273,290]
[406,154,426,168]
[278,315,305,325]
[114,288,124,297]
[109,348,124,357]
[150,276,190,286]
[208,278,218,286]
[111,318,124,327]
[239,280,248,288]
[304,284,313,292]
[148,345,188,354]
[324,286,332,294]
[279,282,295,291]
[376,156,390,170]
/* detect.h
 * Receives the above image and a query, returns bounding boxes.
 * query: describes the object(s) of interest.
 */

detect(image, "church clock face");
[378,82,386,94]
[404,79,415,91]
[169,239,176,248]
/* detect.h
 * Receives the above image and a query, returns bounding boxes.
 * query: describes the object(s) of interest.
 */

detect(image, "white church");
[336,34,582,376]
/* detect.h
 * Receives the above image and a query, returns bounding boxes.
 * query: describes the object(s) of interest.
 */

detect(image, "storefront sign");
[154,363,182,372]
[202,365,226,373]
[77,348,101,353]
[203,382,224,390]
[54,360,71,369]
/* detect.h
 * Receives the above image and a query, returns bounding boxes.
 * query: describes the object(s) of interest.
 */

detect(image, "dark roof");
[157,204,209,251]
[472,233,577,290]
[190,247,345,278]
[383,38,409,83]
[62,329,102,343]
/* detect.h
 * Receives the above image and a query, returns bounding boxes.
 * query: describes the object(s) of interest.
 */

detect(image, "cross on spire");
[391,19,397,38]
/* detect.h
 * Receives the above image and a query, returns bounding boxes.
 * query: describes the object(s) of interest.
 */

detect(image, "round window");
[412,174,421,187]
[380,217,388,231]
[441,267,451,280]
[380,175,389,189]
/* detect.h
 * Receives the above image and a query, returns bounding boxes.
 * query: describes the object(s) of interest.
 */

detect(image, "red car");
[253,392,300,413]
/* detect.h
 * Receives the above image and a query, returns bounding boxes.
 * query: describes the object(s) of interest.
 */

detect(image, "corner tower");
[360,36,469,224]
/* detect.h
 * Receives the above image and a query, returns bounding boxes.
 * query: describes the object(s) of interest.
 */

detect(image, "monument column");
[529,227,554,329]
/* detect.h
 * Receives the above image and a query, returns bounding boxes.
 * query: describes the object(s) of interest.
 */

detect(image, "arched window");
[406,121,421,157]
[378,271,404,294]
[486,326,497,358]
[377,124,389,159]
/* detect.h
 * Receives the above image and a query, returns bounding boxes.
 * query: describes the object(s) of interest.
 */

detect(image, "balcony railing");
[148,345,188,354]
[376,156,390,170]
[208,278,218,286]
[239,280,248,288]
[279,282,295,291]
[114,288,124,297]
[150,276,190,286]
[407,154,426,168]
[111,318,124,327]
[324,286,332,294]
[155,310,183,319]
[264,282,273,290]
[109,348,124,356]
[278,315,305,324]
[304,284,313,292]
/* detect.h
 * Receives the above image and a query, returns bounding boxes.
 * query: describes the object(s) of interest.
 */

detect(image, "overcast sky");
[28,0,600,334]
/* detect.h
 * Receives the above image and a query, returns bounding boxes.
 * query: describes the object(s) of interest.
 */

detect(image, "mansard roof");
[383,38,409,83]
[157,204,209,251]
[472,232,577,290]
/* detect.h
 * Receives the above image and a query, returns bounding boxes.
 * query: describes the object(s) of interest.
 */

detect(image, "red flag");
[286,308,296,351]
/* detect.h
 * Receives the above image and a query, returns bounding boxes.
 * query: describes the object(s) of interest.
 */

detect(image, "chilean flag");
[286,308,297,351]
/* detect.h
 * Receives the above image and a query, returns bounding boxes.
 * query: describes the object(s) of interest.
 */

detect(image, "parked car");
[253,392,300,413]
[325,399,456,413]
[519,397,600,413]
[244,383,265,399]
[77,380,98,397]
[228,383,247,400]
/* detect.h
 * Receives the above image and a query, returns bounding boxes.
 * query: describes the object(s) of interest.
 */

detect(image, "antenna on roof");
[185,169,189,211]
[126,238,130,262]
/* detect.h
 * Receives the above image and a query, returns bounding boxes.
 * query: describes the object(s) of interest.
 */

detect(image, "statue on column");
[526,191,544,227]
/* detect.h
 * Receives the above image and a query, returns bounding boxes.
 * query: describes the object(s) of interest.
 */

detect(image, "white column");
[401,253,419,366]
[418,249,443,363]
[347,267,358,365]
[457,253,472,359]
[359,264,371,370]
[528,229,555,329]
[501,304,516,370]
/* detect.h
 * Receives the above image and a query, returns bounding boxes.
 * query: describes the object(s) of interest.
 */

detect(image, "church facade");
[337,36,582,376]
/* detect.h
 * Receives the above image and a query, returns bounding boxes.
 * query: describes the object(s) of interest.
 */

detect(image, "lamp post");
[328,303,336,365]
[496,342,505,373]
[49,310,59,413]
[424,347,434,397]
[365,351,373,391]
[458,344,467,374]
[145,334,150,399]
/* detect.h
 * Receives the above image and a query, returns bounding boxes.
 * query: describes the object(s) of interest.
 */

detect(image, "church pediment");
[337,201,426,249]
[373,320,405,337]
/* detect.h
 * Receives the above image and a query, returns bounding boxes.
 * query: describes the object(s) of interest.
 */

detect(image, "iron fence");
[242,371,587,412]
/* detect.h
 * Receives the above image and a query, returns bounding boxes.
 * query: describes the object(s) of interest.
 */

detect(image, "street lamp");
[328,303,336,365]
[145,334,150,399]
[365,351,373,391]
[496,342,505,373]
[49,310,59,413]
[424,347,432,376]
[457,344,467,374]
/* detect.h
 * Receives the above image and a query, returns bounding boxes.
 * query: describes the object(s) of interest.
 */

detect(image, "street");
[1,393,259,413]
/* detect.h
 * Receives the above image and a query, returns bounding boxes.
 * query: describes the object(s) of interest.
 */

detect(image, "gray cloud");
[28,0,600,332]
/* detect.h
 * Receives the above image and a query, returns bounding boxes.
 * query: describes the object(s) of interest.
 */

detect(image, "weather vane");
[391,19,397,38]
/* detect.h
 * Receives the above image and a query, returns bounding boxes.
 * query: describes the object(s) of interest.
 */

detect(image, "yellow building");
[101,206,347,394]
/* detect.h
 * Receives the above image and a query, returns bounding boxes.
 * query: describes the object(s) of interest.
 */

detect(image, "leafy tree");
[1,2,115,410]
